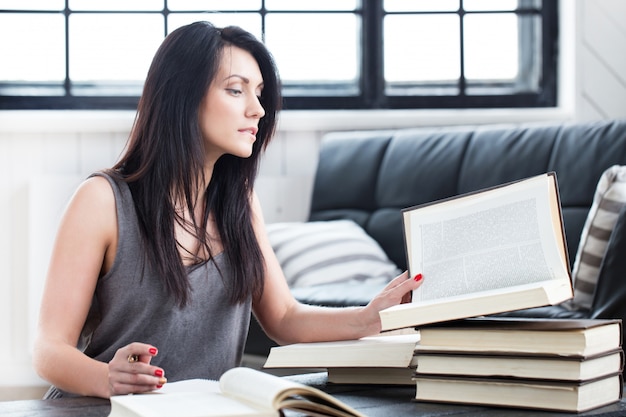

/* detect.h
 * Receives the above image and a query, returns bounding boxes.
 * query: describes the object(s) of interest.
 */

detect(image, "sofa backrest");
[309,120,626,271]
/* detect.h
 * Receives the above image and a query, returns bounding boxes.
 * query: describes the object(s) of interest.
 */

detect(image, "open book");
[108,367,366,417]
[380,172,574,331]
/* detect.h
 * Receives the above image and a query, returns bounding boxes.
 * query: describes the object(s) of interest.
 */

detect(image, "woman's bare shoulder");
[65,175,117,223]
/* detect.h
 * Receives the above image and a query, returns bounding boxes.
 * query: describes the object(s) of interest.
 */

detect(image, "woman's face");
[199,45,266,164]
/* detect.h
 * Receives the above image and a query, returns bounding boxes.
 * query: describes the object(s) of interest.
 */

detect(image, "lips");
[239,127,258,138]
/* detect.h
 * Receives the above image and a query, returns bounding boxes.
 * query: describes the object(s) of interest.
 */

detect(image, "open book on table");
[380,172,574,331]
[108,367,366,417]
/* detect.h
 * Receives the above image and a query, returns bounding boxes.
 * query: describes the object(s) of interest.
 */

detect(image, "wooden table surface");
[1,373,624,417]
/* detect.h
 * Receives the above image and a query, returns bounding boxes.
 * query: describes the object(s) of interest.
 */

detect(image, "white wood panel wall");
[0,131,129,393]
[577,0,626,120]
[1,0,625,398]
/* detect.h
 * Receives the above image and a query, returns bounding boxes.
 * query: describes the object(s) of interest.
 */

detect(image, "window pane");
[0,0,63,10]
[168,0,260,11]
[69,14,164,85]
[168,13,262,40]
[464,13,518,81]
[463,0,518,11]
[384,0,459,12]
[265,0,357,11]
[265,13,359,94]
[69,0,164,11]
[384,14,460,93]
[0,13,65,82]
[468,13,541,95]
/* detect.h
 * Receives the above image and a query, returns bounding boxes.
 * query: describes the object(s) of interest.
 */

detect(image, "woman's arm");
[32,176,164,398]
[250,192,422,346]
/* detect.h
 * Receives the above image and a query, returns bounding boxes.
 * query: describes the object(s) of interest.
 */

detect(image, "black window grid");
[0,0,557,110]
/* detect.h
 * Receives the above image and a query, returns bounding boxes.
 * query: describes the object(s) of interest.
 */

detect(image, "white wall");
[575,1,626,120]
[0,0,625,394]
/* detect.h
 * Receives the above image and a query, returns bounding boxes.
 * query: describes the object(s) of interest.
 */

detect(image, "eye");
[226,88,243,96]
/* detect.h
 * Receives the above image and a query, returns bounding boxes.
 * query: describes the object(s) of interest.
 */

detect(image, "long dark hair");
[110,21,281,307]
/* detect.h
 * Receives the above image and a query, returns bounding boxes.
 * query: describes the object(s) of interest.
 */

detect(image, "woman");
[33,21,423,399]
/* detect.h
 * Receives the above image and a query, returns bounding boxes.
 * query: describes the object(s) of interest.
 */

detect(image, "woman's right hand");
[107,343,167,396]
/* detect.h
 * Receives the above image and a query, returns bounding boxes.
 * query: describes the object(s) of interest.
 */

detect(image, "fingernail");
[154,369,163,377]
[156,385,163,389]
[149,347,158,355]
[413,273,423,282]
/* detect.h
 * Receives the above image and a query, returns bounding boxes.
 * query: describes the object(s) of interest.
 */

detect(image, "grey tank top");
[44,172,252,398]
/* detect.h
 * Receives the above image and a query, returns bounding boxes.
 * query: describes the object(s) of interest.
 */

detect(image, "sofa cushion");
[267,220,401,288]
[568,165,626,310]
[589,204,626,319]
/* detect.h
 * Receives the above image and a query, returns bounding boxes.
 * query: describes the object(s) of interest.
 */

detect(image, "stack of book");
[264,318,624,412]
[412,317,624,413]
[264,331,420,385]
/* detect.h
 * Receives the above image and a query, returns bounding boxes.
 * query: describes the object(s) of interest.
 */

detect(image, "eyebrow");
[224,74,249,83]
[223,74,264,89]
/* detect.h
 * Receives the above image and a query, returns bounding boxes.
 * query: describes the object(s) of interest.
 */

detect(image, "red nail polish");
[156,384,163,389]
[154,369,163,377]
[149,347,158,355]
[413,273,423,282]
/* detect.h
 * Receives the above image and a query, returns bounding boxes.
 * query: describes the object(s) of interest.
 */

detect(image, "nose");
[247,96,266,119]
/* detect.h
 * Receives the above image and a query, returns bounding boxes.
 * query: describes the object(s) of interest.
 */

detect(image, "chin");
[230,147,254,159]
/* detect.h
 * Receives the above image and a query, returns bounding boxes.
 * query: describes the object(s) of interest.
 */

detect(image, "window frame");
[0,0,558,110]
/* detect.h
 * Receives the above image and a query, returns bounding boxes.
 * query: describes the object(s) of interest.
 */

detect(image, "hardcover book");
[264,332,420,369]
[380,173,574,331]
[417,317,622,357]
[412,348,623,382]
[412,373,623,413]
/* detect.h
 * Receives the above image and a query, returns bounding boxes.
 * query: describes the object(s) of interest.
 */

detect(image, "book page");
[219,367,365,417]
[219,367,307,410]
[407,174,569,302]
[157,378,220,394]
[110,391,273,417]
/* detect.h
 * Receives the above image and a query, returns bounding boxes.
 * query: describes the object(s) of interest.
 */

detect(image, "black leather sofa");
[245,119,626,357]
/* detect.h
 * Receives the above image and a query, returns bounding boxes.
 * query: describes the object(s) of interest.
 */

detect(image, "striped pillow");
[267,220,401,288]
[568,165,626,311]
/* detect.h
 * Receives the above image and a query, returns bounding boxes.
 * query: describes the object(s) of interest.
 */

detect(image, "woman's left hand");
[361,271,424,333]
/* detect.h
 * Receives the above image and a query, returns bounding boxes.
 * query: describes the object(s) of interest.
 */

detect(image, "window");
[0,0,557,110]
